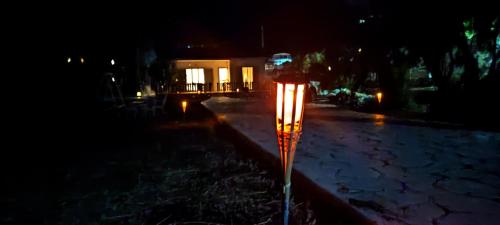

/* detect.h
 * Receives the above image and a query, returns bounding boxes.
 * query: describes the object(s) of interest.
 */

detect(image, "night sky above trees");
[50,0,496,55]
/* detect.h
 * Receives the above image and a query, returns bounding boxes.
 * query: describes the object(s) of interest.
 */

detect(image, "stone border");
[205,107,377,225]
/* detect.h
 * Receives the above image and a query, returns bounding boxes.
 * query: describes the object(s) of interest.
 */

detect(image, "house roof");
[171,44,271,60]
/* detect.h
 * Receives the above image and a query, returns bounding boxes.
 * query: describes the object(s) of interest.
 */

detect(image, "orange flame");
[376,92,383,104]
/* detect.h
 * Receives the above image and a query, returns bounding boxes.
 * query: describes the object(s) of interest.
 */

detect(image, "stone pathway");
[203,97,500,225]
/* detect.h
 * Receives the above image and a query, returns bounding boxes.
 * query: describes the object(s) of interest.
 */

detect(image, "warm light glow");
[80,57,84,64]
[376,92,383,104]
[242,67,253,89]
[283,84,294,128]
[276,83,305,133]
[136,91,142,97]
[328,66,332,71]
[219,67,229,83]
[276,83,283,130]
[374,114,385,126]
[186,68,205,91]
[67,57,71,63]
[111,59,115,65]
[181,100,187,113]
[358,48,362,53]
[236,88,240,92]
[197,90,201,94]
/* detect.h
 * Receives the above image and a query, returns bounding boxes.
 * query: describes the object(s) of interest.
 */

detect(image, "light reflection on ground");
[374,114,385,126]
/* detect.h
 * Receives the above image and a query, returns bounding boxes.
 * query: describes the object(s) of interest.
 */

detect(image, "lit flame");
[376,92,382,104]
[276,83,305,133]
[181,100,187,113]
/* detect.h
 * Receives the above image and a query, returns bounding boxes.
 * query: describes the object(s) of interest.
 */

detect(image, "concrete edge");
[202,103,377,225]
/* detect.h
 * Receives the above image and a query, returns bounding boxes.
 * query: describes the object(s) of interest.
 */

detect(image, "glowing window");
[185,68,205,91]
[219,67,229,83]
[242,67,253,89]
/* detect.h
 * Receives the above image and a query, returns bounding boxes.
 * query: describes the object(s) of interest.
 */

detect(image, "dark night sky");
[30,0,496,62]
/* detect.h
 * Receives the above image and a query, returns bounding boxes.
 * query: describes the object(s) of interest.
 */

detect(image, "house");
[170,57,269,93]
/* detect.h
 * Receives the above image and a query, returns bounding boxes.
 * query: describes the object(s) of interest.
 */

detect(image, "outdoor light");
[358,48,362,53]
[376,92,383,104]
[236,88,240,92]
[111,59,115,65]
[181,100,187,113]
[328,66,332,71]
[67,57,71,63]
[80,57,84,64]
[275,72,306,225]
[111,77,115,82]
[136,91,142,98]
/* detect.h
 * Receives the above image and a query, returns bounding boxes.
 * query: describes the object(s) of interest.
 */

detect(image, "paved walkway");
[202,97,500,225]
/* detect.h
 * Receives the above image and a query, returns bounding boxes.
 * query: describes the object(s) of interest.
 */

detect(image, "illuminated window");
[218,67,229,83]
[185,68,205,91]
[242,67,253,89]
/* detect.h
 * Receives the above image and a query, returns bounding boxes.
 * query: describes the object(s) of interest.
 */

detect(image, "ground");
[3,103,317,225]
[203,96,500,225]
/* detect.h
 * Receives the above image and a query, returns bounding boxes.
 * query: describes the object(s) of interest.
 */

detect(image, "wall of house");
[229,57,267,90]
[174,59,231,91]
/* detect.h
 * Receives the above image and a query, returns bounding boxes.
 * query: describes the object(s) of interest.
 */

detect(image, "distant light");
[136,91,142,97]
[181,100,187,113]
[376,92,383,104]
[175,78,178,82]
[359,19,365,24]
[328,66,332,71]
[111,77,115,82]
[428,72,432,79]
[111,59,115,65]
[187,45,191,49]
[358,48,362,53]
[197,90,201,94]
[236,88,240,92]
[67,57,71,63]
[80,57,84,64]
